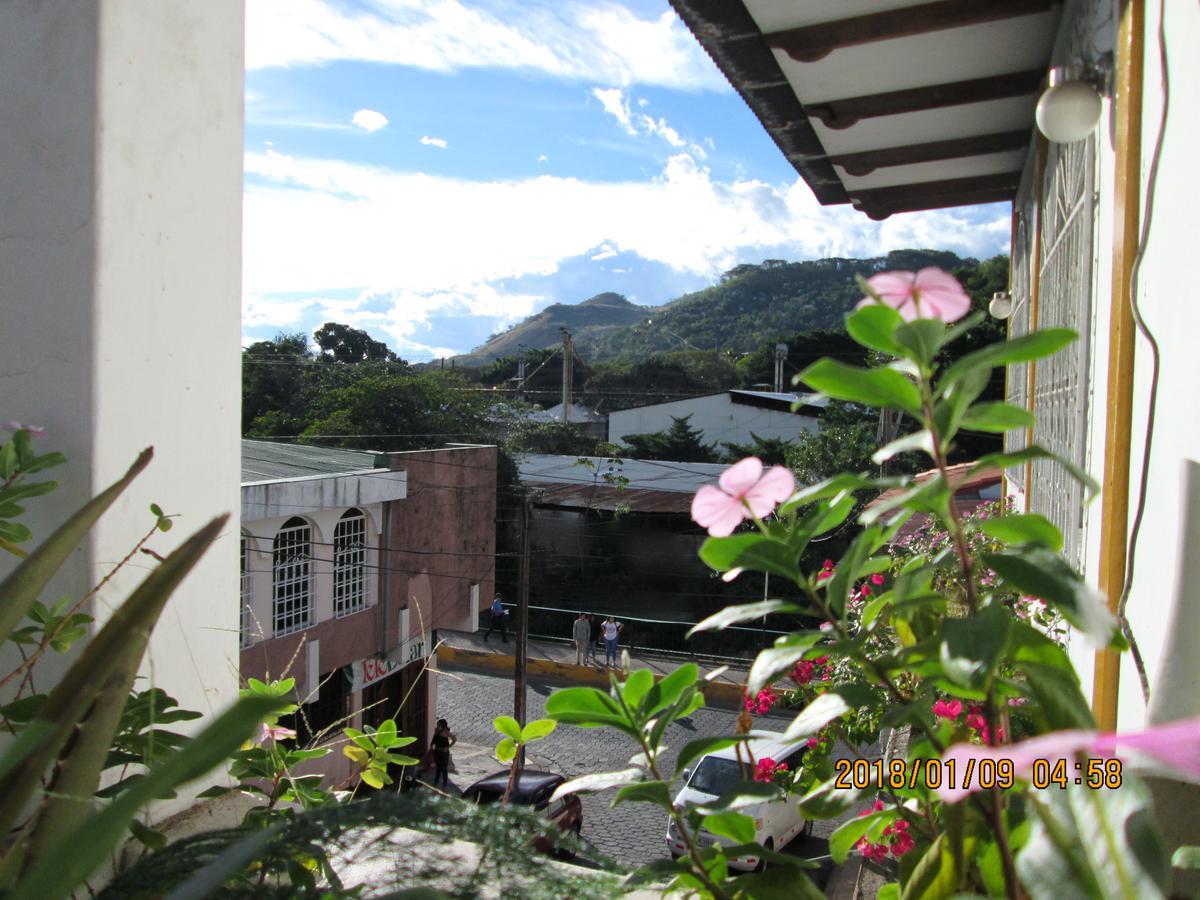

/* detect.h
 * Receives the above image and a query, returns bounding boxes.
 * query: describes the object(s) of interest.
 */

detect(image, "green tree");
[241,332,312,434]
[620,415,718,463]
[784,402,883,486]
[720,433,794,466]
[313,322,397,363]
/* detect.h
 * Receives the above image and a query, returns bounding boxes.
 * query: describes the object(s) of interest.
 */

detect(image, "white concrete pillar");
[0,1,244,726]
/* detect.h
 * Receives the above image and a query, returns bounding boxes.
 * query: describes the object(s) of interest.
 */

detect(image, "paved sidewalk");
[436,628,753,705]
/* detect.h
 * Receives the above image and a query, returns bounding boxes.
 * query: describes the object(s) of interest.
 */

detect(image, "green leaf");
[978,514,1063,552]
[149,503,163,517]
[782,691,850,741]
[1172,846,1200,869]
[493,715,522,742]
[894,318,947,368]
[495,737,516,763]
[13,694,283,900]
[872,429,933,465]
[941,328,1077,389]
[747,632,824,695]
[960,401,1036,432]
[0,447,153,647]
[701,811,756,845]
[983,547,1119,646]
[128,818,165,850]
[545,687,636,735]
[641,663,698,718]
[846,304,905,355]
[1017,777,1170,900]
[780,473,908,514]
[519,718,556,743]
[800,359,922,416]
[613,780,670,808]
[934,365,996,441]
[1016,661,1096,730]
[620,669,654,713]
[698,533,799,582]
[900,832,972,900]
[674,736,747,777]
[830,810,889,863]
[939,602,1011,687]
[687,600,802,636]
[549,767,644,803]
[727,866,825,899]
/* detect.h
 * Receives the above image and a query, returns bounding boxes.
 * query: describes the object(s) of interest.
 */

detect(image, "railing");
[480,603,803,663]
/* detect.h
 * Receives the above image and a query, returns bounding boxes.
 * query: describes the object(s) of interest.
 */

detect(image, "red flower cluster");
[854,800,915,860]
[931,699,1005,743]
[744,687,778,716]
[849,573,886,607]
[817,559,834,582]
[791,655,830,686]
[753,756,789,783]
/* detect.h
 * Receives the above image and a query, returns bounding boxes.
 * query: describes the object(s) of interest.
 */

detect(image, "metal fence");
[481,603,802,663]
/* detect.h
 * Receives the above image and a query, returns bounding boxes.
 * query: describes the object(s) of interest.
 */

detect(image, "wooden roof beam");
[849,171,1021,219]
[808,70,1043,130]
[828,130,1030,176]
[767,0,1062,63]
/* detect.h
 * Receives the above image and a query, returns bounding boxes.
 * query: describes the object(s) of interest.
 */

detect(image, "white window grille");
[1007,135,1097,571]
[273,517,312,636]
[240,535,253,648]
[333,509,367,617]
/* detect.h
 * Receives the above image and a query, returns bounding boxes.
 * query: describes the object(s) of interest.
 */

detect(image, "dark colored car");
[461,769,583,858]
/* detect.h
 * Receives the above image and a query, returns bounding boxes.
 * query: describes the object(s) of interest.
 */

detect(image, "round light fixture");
[1036,67,1103,143]
[989,291,1013,320]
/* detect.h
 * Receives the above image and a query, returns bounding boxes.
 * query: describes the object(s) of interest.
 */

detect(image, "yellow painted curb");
[436,644,747,707]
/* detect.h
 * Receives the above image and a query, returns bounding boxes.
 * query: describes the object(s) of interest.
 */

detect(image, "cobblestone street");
[433,664,875,879]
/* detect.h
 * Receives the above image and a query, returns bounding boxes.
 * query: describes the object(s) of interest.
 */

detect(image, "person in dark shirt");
[430,718,457,789]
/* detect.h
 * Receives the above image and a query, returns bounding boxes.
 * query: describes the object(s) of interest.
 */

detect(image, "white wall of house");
[0,0,244,761]
[608,393,819,450]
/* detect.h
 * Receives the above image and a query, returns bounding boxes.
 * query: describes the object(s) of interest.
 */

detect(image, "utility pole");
[516,358,527,402]
[513,491,532,770]
[560,328,573,422]
[773,342,788,393]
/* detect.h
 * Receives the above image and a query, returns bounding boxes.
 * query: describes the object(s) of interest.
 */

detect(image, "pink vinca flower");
[256,722,297,745]
[932,699,963,720]
[691,457,795,537]
[2,421,46,436]
[857,268,972,323]
[936,715,1200,803]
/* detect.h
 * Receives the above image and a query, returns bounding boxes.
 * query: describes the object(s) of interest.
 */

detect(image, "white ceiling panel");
[772,13,1058,104]
[835,150,1027,190]
[745,0,930,34]
[811,96,1038,155]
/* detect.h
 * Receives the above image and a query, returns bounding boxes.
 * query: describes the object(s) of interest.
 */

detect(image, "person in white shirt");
[602,616,623,667]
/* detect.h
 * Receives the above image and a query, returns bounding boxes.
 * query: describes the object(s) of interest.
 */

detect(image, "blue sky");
[243,0,1011,360]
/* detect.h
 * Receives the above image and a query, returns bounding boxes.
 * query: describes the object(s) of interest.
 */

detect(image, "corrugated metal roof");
[531,484,696,515]
[518,454,726,495]
[241,440,384,483]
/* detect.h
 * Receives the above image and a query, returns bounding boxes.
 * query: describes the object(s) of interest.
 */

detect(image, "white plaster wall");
[609,394,819,449]
[0,0,244,759]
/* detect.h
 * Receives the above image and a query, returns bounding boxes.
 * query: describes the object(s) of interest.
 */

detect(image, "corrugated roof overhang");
[669,0,1062,219]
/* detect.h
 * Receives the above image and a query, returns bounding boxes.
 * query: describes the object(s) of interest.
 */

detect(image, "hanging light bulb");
[1036,63,1106,144]
[989,291,1013,320]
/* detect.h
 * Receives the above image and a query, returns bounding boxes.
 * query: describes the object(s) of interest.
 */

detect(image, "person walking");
[572,610,590,666]
[485,592,508,642]
[430,718,457,789]
[602,616,623,667]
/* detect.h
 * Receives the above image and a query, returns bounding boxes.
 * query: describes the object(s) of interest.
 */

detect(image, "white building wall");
[0,0,244,765]
[608,394,819,450]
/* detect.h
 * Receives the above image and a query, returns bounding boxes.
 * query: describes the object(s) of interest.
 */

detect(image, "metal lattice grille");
[334,510,367,618]
[1027,136,1097,570]
[273,518,312,636]
[241,535,253,648]
[1006,203,1034,493]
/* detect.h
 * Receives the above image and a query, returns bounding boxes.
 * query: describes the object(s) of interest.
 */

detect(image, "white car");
[666,731,812,871]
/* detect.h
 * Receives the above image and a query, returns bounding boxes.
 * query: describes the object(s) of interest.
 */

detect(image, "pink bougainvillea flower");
[857,268,972,323]
[691,456,795,537]
[2,421,46,436]
[936,715,1200,803]
[932,699,963,720]
[753,757,789,782]
[870,573,885,586]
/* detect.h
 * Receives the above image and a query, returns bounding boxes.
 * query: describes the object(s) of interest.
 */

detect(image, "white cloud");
[351,108,389,132]
[245,0,727,91]
[593,87,709,159]
[590,242,619,261]
[243,148,1010,350]
[537,154,548,163]
[419,135,449,149]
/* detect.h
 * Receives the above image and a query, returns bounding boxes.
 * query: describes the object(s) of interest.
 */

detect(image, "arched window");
[334,508,367,617]
[240,534,253,648]
[273,517,312,636]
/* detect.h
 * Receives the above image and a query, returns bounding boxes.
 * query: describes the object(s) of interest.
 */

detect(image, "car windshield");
[687,757,742,797]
